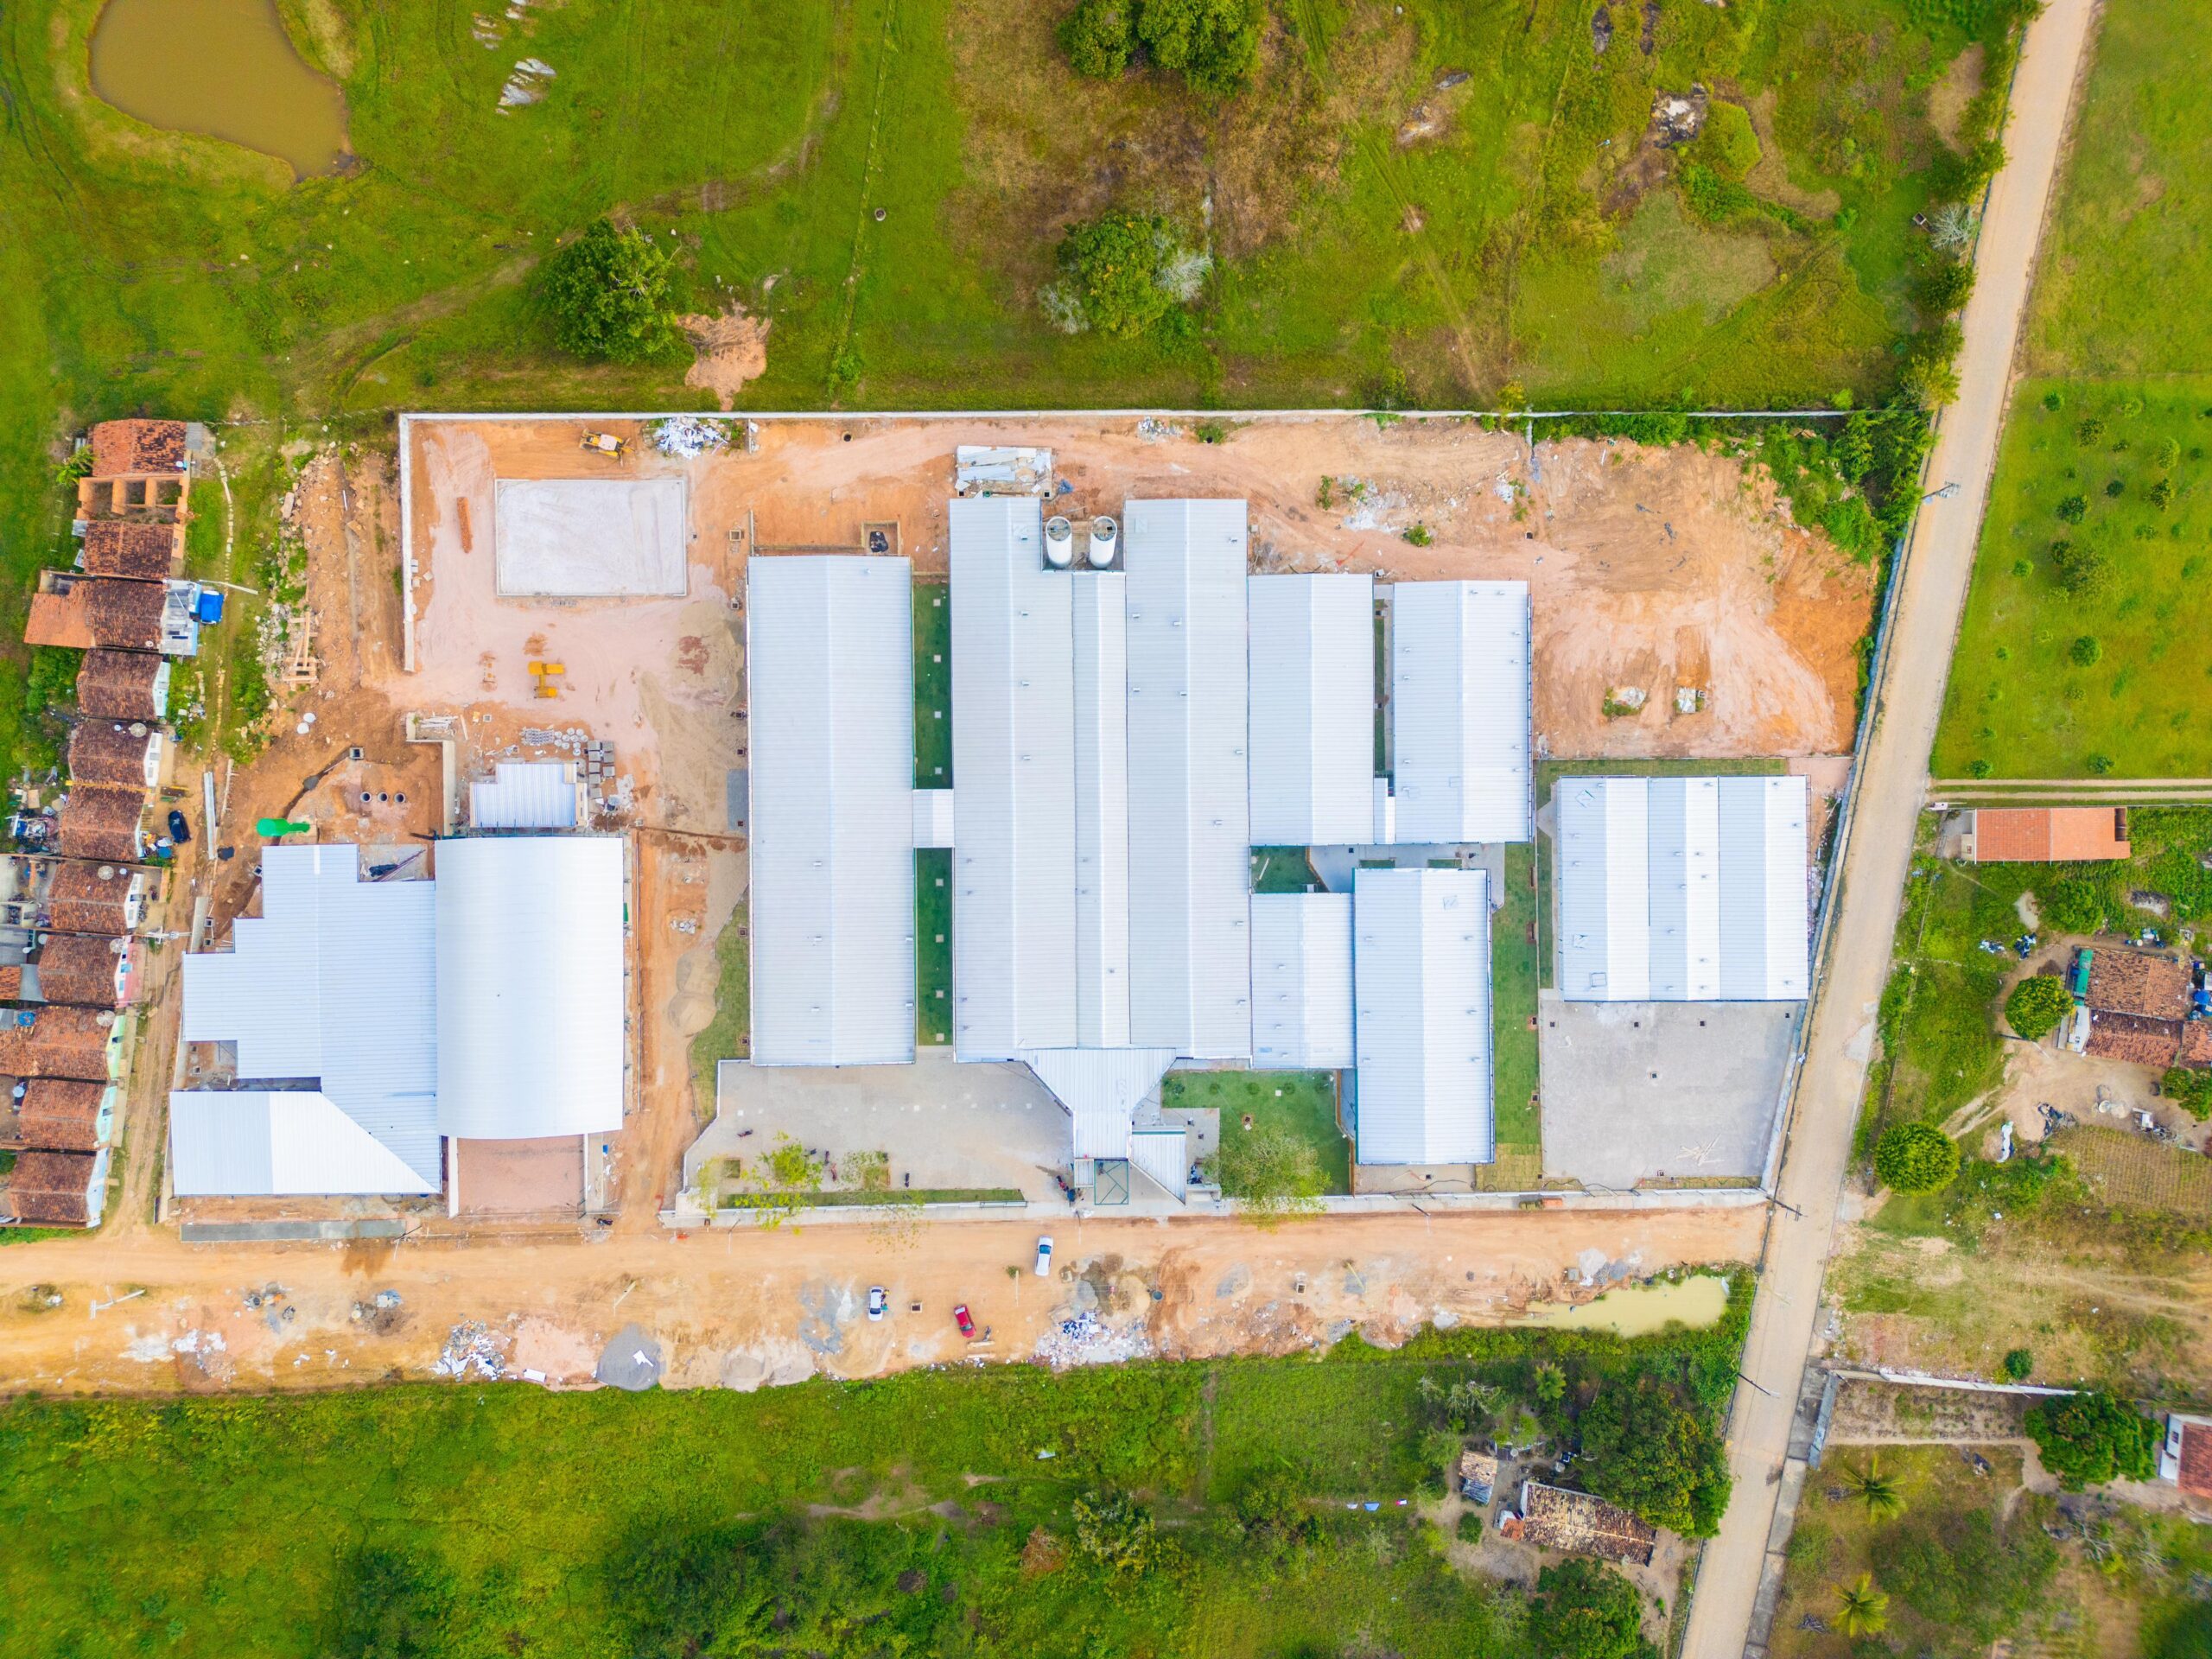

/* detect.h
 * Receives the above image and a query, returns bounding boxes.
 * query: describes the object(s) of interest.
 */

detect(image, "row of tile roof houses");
[0,419,193,1228]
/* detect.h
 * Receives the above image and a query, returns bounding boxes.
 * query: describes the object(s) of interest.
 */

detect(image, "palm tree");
[1833,1573,1890,1638]
[1844,1457,1907,1522]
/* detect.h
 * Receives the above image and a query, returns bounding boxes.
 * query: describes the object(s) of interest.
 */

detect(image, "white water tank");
[1087,516,1119,568]
[1043,515,1075,569]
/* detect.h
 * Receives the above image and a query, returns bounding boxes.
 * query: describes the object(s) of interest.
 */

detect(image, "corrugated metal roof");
[1020,1047,1178,1160]
[1250,892,1354,1069]
[435,836,626,1138]
[1071,573,1132,1049]
[1352,868,1494,1164]
[1124,499,1252,1058]
[181,843,441,1184]
[912,789,956,849]
[470,760,580,830]
[1128,1127,1189,1198]
[1554,775,1808,1001]
[1389,581,1531,844]
[168,1091,438,1197]
[746,556,917,1065]
[1248,575,1375,844]
[950,498,1077,1058]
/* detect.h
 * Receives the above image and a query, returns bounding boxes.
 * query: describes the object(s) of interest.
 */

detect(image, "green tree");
[2051,537,2110,595]
[1135,0,1262,96]
[539,219,682,364]
[1832,1573,1889,1638]
[1059,0,1134,78]
[1916,258,1974,315]
[2004,974,2073,1041]
[2159,1066,2212,1120]
[2038,876,2107,933]
[1205,1118,1325,1218]
[1071,1490,1160,1573]
[1843,1457,1905,1522]
[1526,1558,1655,1659]
[2070,635,2102,666]
[1695,100,1761,182]
[1873,1122,1959,1193]
[1052,213,1179,337]
[2001,1347,2034,1381]
[1578,1377,1731,1538]
[2024,1391,2160,1490]
[2056,493,2088,523]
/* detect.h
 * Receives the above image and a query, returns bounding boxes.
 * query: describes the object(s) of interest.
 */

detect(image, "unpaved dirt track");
[1680,0,2101,1652]
[0,1207,1761,1396]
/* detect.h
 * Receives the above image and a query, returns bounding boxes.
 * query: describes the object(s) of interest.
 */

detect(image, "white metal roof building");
[950,497,1077,1058]
[746,556,917,1065]
[470,760,580,830]
[179,842,442,1185]
[1124,499,1252,1058]
[1248,574,1376,845]
[1250,892,1354,1070]
[435,835,627,1138]
[1554,775,1808,1001]
[1389,581,1531,844]
[1352,868,1494,1165]
[168,1091,437,1197]
[1071,572,1133,1048]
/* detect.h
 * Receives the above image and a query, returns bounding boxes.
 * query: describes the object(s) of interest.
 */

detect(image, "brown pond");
[90,0,349,178]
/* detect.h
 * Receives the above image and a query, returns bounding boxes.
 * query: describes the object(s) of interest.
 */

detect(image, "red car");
[953,1304,976,1339]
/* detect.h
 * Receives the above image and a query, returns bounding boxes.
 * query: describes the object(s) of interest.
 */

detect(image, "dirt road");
[1680,0,2101,1652]
[0,1205,1760,1396]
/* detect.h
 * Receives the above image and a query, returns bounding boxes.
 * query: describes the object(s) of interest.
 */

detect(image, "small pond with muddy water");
[90,0,348,177]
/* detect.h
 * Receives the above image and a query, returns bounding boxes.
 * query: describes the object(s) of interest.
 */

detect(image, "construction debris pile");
[650,416,728,458]
[431,1320,507,1380]
[1034,1310,1154,1370]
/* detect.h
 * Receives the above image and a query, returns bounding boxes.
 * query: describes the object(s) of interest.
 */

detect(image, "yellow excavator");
[578,430,629,462]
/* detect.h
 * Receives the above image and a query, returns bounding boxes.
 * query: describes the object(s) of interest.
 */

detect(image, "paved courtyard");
[1537,995,1797,1189]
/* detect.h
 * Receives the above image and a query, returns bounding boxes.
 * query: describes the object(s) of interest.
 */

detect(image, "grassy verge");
[0,1281,1751,1657]
[1484,842,1541,1189]
[913,576,950,785]
[689,898,750,1103]
[914,849,952,1046]
[1249,846,1319,894]
[1163,1069,1351,1195]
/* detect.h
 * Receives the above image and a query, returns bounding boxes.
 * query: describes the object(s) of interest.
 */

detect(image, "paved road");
[1680,0,2100,1651]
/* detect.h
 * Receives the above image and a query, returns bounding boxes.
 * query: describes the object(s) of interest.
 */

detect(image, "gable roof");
[1247,574,1376,845]
[4,1148,104,1225]
[1389,581,1532,843]
[12,1080,113,1152]
[31,935,137,1008]
[2084,1009,2183,1068]
[56,787,147,862]
[68,721,161,790]
[88,419,188,476]
[1352,867,1494,1164]
[76,651,168,721]
[2087,950,2191,1021]
[1518,1481,1657,1565]
[0,1007,118,1081]
[1971,806,2129,862]
[81,519,181,579]
[168,1091,438,1197]
[45,859,146,935]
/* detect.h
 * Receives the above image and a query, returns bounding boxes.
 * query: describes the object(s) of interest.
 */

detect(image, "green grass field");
[1939,0,2212,777]
[0,1293,1750,1658]
[1162,1068,1352,1193]
[1487,842,1541,1186]
[1,0,2024,779]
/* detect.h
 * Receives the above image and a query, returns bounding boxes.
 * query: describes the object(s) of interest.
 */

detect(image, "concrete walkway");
[1678,0,2102,1652]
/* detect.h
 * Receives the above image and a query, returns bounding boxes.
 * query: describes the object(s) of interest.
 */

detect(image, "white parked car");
[1034,1236,1053,1276]
[867,1286,887,1321]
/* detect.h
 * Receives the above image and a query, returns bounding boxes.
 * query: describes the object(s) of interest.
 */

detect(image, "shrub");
[1205,1119,1325,1217]
[2104,477,2125,498]
[2056,493,2088,523]
[1071,1491,1160,1573]
[2050,538,2109,595]
[1060,0,1134,78]
[2069,635,2102,667]
[539,219,682,364]
[1051,213,1181,337]
[2160,1066,2212,1120]
[2038,875,2106,933]
[1876,1509,2056,1643]
[2148,477,2174,509]
[1526,1558,1655,1659]
[1873,1122,1960,1193]
[1916,258,1974,315]
[2024,1390,2159,1490]
[1697,100,1761,182]
[2000,1347,2033,1381]
[1403,524,1433,546]
[2075,416,2104,444]
[2004,975,2072,1040]
[1135,0,1262,97]
[1578,1376,1731,1538]
[1456,1510,1485,1544]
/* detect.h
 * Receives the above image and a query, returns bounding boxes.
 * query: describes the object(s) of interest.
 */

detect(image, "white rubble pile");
[651,416,728,458]
[433,1320,506,1380]
[1034,1310,1154,1370]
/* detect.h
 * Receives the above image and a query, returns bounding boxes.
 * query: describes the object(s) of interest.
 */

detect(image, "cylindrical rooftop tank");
[1087,516,1119,568]
[1043,515,1075,569]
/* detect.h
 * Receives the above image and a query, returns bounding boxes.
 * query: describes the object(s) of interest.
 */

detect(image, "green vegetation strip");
[0,1283,1748,1657]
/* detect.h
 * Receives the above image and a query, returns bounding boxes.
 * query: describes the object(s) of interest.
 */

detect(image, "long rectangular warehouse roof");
[1250,892,1354,1070]
[1248,574,1376,845]
[1389,581,1531,844]
[1554,774,1809,1001]
[1352,867,1494,1165]
[747,555,918,1065]
[1125,499,1253,1058]
[950,498,1077,1058]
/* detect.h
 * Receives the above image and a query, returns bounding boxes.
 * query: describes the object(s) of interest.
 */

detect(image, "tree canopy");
[2024,1390,2160,1490]
[539,219,682,364]
[1873,1122,1961,1193]
[1051,213,1179,338]
[1526,1558,1656,1659]
[2003,973,2073,1041]
[1577,1376,1732,1538]
[1207,1118,1326,1217]
[1135,0,1262,97]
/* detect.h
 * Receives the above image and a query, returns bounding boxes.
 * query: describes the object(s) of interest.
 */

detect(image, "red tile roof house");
[75,419,191,528]
[55,788,149,863]
[2087,949,2193,1021]
[25,573,170,652]
[80,519,182,580]
[0,1007,126,1084]
[2085,1010,2185,1068]
[0,935,144,1008]
[1,1147,110,1227]
[1,1079,118,1152]
[1967,806,2131,863]
[1516,1482,1658,1567]
[41,858,154,936]
[2160,1413,2212,1505]
[67,720,164,791]
[75,650,170,723]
